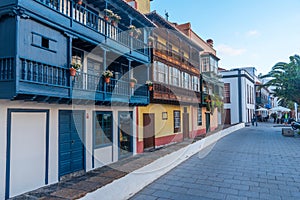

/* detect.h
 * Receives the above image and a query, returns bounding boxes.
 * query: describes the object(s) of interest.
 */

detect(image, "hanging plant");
[111,14,121,26]
[103,9,114,21]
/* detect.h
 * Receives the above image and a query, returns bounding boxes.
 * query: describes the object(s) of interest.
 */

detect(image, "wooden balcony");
[151,82,201,104]
[154,41,200,75]
[0,57,149,105]
[19,0,149,60]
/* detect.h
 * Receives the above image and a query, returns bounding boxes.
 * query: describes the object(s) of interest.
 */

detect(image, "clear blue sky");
[151,0,300,75]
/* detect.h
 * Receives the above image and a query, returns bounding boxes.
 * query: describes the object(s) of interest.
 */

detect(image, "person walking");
[284,112,288,125]
[252,114,258,126]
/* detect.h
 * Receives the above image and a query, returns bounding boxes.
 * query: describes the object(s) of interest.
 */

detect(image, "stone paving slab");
[130,123,300,200]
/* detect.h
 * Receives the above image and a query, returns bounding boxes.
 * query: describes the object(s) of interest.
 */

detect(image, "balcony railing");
[14,58,149,104]
[73,73,147,97]
[152,82,201,103]
[20,58,69,88]
[0,57,14,81]
[34,0,148,56]
[154,41,200,72]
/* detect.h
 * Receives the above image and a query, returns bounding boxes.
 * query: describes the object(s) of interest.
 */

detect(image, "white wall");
[221,69,255,124]
[0,100,135,198]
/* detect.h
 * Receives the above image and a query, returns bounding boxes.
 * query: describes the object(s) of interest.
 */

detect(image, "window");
[94,112,113,147]
[41,37,49,49]
[192,76,199,91]
[247,85,249,103]
[154,61,168,83]
[210,57,218,74]
[166,42,172,56]
[169,67,180,87]
[201,57,209,72]
[32,32,56,52]
[197,107,202,126]
[224,83,230,103]
[174,110,181,133]
[182,72,190,89]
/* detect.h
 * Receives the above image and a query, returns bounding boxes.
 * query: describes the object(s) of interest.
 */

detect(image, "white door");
[9,112,47,198]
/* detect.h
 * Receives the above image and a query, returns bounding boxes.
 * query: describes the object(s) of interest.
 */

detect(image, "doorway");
[59,110,85,178]
[143,113,155,149]
[183,107,189,139]
[118,111,133,159]
[205,113,211,133]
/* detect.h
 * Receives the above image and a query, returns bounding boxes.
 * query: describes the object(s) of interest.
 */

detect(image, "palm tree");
[261,55,300,104]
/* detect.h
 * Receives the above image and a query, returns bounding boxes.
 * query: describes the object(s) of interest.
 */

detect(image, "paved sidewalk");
[131,123,300,200]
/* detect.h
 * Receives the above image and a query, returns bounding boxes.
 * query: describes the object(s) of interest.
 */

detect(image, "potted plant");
[148,36,154,46]
[111,14,121,26]
[130,77,137,88]
[102,69,113,84]
[104,9,114,21]
[134,29,142,39]
[128,25,136,37]
[146,80,153,91]
[70,62,81,76]
[77,0,83,5]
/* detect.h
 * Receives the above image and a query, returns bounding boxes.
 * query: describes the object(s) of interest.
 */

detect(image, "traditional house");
[0,0,154,198]
[135,11,205,152]
[176,23,224,132]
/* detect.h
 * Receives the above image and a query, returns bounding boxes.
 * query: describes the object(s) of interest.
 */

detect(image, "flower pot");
[77,0,83,5]
[111,20,116,26]
[130,82,135,88]
[148,85,153,91]
[70,68,76,76]
[104,77,111,84]
[104,16,109,21]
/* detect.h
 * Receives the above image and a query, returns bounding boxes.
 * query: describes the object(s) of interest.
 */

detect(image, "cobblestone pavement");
[131,123,300,200]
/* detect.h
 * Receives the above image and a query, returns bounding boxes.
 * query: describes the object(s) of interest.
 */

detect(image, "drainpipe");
[238,69,242,123]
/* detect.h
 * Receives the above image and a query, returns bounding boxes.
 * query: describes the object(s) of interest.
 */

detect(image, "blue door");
[59,110,85,178]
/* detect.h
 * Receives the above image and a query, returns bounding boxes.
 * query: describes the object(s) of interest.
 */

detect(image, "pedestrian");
[252,114,258,126]
[284,112,288,125]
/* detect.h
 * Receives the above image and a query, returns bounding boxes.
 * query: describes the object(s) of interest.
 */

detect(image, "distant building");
[219,68,256,124]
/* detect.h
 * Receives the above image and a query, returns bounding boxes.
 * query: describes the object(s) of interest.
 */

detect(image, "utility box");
[282,128,294,137]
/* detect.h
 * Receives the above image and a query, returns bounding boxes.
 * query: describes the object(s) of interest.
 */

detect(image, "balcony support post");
[15,15,20,92]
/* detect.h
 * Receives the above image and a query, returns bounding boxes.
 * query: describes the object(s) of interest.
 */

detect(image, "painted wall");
[125,0,151,14]
[138,103,205,151]
[0,16,16,57]
[222,76,240,124]
[19,18,67,67]
[221,69,255,124]
[0,100,136,199]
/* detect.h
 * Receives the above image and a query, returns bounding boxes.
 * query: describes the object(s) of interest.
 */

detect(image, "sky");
[151,0,300,75]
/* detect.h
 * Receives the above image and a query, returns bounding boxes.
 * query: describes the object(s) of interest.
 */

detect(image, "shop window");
[174,110,181,133]
[94,112,113,148]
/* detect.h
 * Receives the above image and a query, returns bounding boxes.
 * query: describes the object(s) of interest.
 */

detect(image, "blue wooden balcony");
[18,0,150,62]
[0,57,149,105]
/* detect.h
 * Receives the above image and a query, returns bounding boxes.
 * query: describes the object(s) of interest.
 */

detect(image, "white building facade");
[220,69,255,124]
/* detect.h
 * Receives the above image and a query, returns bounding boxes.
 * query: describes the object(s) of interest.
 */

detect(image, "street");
[131,123,300,200]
